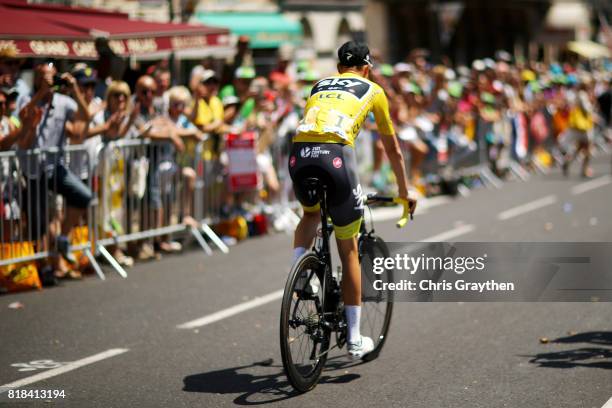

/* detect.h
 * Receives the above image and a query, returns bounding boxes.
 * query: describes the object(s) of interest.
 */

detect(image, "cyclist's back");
[294,72,394,147]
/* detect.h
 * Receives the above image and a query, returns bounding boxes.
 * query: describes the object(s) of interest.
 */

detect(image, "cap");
[403,82,422,95]
[447,81,463,98]
[521,70,536,82]
[72,66,97,85]
[199,69,219,83]
[222,95,240,106]
[495,50,512,63]
[238,35,250,44]
[270,71,290,86]
[472,60,485,71]
[480,92,495,104]
[235,66,256,80]
[393,62,412,74]
[483,58,496,70]
[337,41,372,68]
[380,64,394,77]
[298,70,319,82]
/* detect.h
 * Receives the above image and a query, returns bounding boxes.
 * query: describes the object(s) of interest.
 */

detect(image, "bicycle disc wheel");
[359,234,394,362]
[280,252,331,392]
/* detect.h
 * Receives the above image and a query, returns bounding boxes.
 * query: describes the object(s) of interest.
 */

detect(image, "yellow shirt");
[568,107,593,132]
[193,96,224,127]
[294,72,394,147]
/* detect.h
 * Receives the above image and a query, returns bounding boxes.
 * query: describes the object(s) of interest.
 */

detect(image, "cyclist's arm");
[372,89,410,198]
[380,132,409,198]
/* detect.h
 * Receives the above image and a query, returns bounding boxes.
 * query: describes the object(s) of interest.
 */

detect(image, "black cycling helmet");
[338,41,373,68]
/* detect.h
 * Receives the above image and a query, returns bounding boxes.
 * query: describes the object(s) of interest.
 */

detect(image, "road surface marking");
[177,289,284,329]
[370,195,452,222]
[420,224,475,242]
[0,348,128,392]
[497,195,557,221]
[601,396,612,408]
[571,175,611,195]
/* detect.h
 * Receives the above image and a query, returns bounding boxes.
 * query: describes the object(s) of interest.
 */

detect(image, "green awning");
[195,12,302,49]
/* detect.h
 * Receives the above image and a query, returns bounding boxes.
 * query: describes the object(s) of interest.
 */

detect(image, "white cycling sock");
[345,305,361,344]
[292,247,306,264]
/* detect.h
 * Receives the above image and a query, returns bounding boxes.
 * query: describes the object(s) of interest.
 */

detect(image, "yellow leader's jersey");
[294,72,395,147]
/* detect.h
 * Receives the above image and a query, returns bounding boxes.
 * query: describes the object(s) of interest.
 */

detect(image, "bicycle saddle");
[303,177,326,190]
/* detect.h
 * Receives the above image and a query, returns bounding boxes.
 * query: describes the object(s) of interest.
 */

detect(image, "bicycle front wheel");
[280,252,330,392]
[359,234,394,362]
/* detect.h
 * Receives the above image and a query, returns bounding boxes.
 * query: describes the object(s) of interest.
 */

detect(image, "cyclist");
[289,41,416,359]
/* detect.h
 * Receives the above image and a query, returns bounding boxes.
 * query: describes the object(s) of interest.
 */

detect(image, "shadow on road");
[182,356,362,405]
[525,332,612,370]
[551,331,612,346]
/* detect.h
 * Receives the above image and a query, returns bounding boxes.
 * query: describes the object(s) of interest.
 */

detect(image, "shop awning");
[194,12,302,49]
[0,0,232,60]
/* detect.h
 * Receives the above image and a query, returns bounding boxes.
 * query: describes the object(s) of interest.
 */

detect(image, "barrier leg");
[98,244,128,278]
[84,248,105,280]
[532,159,549,174]
[509,161,530,181]
[200,223,229,254]
[479,167,503,189]
[189,226,213,256]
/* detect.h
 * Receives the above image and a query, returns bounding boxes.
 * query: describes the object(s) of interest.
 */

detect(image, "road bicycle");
[279,176,411,392]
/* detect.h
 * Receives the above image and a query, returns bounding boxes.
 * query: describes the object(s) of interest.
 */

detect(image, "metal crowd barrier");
[91,138,229,278]
[394,115,537,193]
[191,128,300,239]
[0,145,99,277]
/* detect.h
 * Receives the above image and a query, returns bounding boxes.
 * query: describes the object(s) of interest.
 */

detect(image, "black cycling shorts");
[289,142,363,239]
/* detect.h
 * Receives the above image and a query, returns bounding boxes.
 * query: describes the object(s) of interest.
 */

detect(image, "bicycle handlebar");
[365,194,414,228]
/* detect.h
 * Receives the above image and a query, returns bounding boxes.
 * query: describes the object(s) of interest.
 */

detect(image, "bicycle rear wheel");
[359,234,394,362]
[280,252,330,392]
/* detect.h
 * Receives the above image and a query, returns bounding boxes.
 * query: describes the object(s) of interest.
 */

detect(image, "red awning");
[0,0,231,60]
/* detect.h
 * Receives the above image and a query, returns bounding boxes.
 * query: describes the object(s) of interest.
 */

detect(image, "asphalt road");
[1,154,611,408]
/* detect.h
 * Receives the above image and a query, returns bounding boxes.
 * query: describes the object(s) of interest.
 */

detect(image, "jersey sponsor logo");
[352,183,365,210]
[301,146,330,159]
[332,157,343,169]
[311,77,371,99]
[319,92,344,100]
[289,156,296,167]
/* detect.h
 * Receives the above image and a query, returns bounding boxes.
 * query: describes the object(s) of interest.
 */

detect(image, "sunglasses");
[110,92,128,99]
[170,101,185,108]
[139,88,155,95]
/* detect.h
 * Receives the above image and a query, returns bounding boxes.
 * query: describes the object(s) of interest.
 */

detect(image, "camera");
[52,74,69,88]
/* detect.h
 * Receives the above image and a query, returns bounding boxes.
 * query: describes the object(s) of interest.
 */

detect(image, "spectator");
[0,48,29,108]
[69,64,103,181]
[15,62,93,280]
[165,86,205,227]
[562,90,594,178]
[128,75,184,259]
[153,68,171,114]
[220,67,256,131]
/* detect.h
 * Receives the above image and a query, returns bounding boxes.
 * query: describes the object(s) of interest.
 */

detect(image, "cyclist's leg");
[293,209,319,262]
[288,143,324,264]
[327,144,366,346]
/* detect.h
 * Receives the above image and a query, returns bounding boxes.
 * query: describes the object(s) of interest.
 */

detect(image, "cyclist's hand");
[393,195,416,228]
